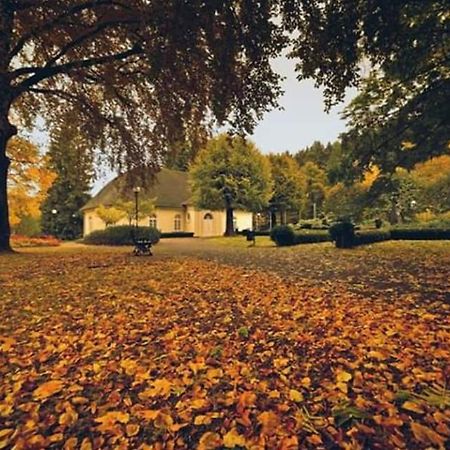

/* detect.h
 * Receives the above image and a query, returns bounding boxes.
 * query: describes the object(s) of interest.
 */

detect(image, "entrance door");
[203,213,214,237]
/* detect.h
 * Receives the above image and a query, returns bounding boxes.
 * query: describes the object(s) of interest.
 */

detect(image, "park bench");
[131,228,153,256]
[132,239,153,256]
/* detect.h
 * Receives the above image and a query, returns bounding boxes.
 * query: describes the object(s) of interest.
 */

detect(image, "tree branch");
[44,17,140,68]
[13,44,142,95]
[9,0,131,58]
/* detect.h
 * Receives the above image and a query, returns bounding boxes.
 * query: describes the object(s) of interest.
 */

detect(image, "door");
[203,213,214,237]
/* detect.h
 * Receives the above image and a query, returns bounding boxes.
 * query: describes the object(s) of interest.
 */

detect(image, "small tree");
[115,199,155,226]
[96,205,126,227]
[268,154,306,225]
[190,134,272,236]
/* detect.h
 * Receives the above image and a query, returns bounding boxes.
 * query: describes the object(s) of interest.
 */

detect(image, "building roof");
[81,168,192,211]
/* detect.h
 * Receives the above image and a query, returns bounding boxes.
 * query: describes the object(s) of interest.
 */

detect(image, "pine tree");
[41,123,93,240]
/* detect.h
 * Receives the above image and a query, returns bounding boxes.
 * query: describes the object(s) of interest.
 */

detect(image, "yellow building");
[81,168,253,237]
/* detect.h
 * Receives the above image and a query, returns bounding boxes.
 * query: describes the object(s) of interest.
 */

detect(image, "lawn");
[0,242,449,449]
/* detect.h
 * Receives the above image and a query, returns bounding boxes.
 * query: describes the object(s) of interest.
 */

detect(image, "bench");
[133,239,153,256]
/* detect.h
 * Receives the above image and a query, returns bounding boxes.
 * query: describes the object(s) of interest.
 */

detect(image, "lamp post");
[51,209,58,236]
[133,187,141,230]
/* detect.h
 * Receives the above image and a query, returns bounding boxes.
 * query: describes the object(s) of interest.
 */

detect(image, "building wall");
[83,207,253,237]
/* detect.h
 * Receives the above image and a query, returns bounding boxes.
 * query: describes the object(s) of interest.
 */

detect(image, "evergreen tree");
[41,124,93,239]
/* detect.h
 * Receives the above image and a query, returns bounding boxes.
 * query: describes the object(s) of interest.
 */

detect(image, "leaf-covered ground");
[1,241,449,449]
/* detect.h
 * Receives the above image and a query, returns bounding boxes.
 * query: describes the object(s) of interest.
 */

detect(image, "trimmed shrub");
[160,232,194,238]
[84,225,160,246]
[355,230,391,245]
[271,226,331,246]
[270,225,296,246]
[391,228,450,240]
[241,229,271,237]
[329,221,356,248]
[295,230,330,244]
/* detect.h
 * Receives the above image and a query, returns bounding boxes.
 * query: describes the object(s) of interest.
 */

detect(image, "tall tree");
[285,1,449,180]
[190,134,272,236]
[268,153,305,225]
[41,123,93,239]
[0,1,284,251]
[7,136,55,233]
[300,162,327,219]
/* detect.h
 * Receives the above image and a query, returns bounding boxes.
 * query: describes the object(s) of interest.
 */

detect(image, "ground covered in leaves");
[1,242,449,449]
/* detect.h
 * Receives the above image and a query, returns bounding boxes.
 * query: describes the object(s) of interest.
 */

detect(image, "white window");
[174,214,182,231]
[149,214,157,228]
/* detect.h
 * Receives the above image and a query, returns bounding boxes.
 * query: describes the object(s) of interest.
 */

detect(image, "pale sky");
[250,56,356,153]
[28,56,356,194]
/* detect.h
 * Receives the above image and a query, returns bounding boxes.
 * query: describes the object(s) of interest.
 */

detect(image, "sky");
[250,56,356,154]
[29,56,356,194]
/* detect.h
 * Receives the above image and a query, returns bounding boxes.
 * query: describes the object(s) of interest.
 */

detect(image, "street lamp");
[133,187,141,229]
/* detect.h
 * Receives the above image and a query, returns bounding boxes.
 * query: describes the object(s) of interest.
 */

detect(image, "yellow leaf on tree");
[223,428,247,447]
[289,389,304,403]
[33,380,64,400]
[410,422,446,447]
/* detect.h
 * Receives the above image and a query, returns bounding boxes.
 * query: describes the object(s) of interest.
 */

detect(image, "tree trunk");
[0,2,15,252]
[224,206,235,236]
[0,113,15,253]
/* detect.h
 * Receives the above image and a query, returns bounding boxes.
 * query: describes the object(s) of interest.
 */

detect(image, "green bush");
[84,225,160,246]
[391,228,450,240]
[295,230,330,243]
[271,226,330,246]
[355,230,391,245]
[270,225,296,246]
[160,232,194,238]
[329,221,356,248]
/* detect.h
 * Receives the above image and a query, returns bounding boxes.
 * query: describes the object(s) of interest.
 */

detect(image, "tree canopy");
[268,154,305,224]
[190,134,272,235]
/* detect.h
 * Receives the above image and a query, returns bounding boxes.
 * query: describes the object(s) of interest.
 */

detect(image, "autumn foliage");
[0,246,449,449]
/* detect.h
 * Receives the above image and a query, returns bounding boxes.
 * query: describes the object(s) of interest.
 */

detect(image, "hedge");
[391,228,450,240]
[354,230,391,246]
[160,232,194,238]
[270,225,330,247]
[84,225,160,246]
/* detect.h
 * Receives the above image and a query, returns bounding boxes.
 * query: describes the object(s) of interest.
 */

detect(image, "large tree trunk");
[0,2,17,252]
[224,206,235,236]
[0,108,15,253]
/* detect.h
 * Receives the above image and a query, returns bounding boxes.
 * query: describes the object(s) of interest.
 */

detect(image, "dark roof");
[81,168,192,211]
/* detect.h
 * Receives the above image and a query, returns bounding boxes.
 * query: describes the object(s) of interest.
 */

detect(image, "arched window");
[149,214,157,228]
[174,214,182,231]
[204,213,213,220]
